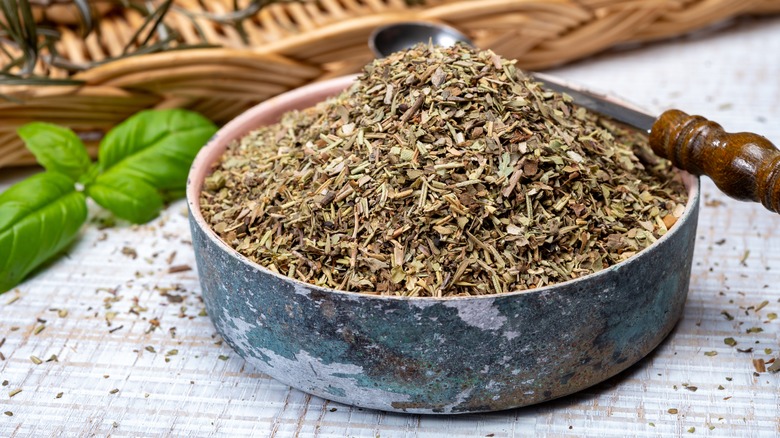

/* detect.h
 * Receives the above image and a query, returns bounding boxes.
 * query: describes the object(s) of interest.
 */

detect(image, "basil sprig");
[1,109,217,293]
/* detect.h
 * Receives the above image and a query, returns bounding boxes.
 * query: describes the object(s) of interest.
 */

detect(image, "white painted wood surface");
[2,16,780,437]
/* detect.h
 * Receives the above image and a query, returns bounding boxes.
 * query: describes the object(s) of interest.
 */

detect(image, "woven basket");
[2,0,778,168]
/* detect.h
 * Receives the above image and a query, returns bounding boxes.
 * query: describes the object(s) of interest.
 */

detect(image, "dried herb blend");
[200,44,687,297]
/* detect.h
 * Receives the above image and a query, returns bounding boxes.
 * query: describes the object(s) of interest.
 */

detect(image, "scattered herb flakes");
[754,300,769,312]
[33,324,46,335]
[1,380,7,386]
[145,346,157,353]
[648,422,655,427]
[737,348,753,353]
[668,408,679,414]
[724,337,737,346]
[721,310,735,321]
[199,43,687,297]
[164,293,184,304]
[723,396,732,400]
[55,392,63,399]
[765,348,773,355]
[30,355,42,365]
[753,358,766,373]
[9,388,22,397]
[6,294,21,305]
[739,250,750,265]
[746,327,763,334]
[687,427,695,433]
[704,351,718,357]
[109,325,124,334]
[95,216,116,230]
[767,312,777,321]
[109,388,119,394]
[218,355,229,361]
[768,359,780,373]
[684,385,698,392]
[725,377,733,381]
[168,264,192,274]
[198,308,208,317]
[3,411,12,417]
[717,385,725,390]
[146,318,161,334]
[58,309,68,318]
[105,311,118,325]
[165,349,178,357]
[121,247,138,259]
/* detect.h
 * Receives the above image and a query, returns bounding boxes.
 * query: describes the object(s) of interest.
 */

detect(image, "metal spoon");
[368,22,780,213]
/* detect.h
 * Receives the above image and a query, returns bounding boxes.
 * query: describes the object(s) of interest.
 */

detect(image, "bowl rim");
[186,74,701,302]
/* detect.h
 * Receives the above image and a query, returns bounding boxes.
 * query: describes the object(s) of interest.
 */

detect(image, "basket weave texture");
[2,0,779,168]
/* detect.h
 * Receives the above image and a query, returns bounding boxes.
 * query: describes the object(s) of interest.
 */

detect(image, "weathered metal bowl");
[186,75,700,414]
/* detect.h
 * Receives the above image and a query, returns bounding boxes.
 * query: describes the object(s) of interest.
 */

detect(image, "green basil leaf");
[79,162,100,186]
[98,109,217,191]
[17,122,92,182]
[0,172,87,293]
[87,173,163,224]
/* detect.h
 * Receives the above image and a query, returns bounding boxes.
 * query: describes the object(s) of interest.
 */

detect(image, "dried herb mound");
[200,44,687,297]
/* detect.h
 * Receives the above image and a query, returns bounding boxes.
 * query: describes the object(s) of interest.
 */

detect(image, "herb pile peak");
[200,43,686,297]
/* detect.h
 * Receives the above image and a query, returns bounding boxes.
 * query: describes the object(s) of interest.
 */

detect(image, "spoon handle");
[649,109,780,213]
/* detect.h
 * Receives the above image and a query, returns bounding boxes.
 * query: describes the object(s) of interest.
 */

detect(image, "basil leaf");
[98,109,217,192]
[17,122,92,182]
[0,172,87,293]
[79,162,100,186]
[87,173,163,224]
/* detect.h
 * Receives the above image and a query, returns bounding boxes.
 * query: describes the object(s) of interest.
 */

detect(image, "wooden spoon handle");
[649,109,780,213]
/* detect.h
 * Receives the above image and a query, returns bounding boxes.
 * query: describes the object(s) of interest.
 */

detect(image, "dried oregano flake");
[200,44,687,297]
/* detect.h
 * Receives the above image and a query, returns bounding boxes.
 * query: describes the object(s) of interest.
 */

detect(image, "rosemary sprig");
[122,0,173,54]
[0,0,298,88]
[0,0,39,75]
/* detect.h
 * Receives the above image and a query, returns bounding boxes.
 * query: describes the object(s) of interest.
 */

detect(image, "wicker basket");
[2,0,778,168]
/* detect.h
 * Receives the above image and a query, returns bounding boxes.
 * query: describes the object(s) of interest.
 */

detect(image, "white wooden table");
[2,16,780,437]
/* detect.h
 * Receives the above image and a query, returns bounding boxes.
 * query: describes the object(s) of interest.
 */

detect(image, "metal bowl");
[186,75,700,414]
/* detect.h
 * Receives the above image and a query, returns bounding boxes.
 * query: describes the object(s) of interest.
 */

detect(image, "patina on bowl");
[186,75,701,414]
